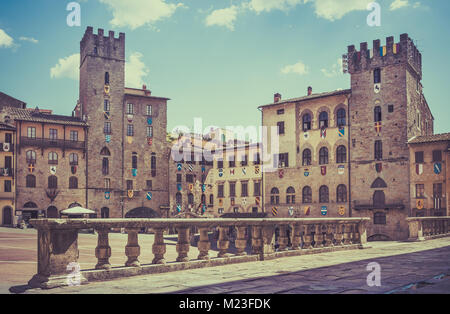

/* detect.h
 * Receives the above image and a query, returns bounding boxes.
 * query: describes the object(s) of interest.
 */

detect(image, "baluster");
[251,226,263,255]
[125,228,140,267]
[217,227,230,258]
[343,223,351,245]
[197,228,211,260]
[303,224,313,249]
[334,223,344,246]
[152,227,166,264]
[314,224,324,248]
[176,227,190,262]
[95,227,111,269]
[235,226,247,256]
[278,225,289,251]
[324,224,334,247]
[291,224,302,250]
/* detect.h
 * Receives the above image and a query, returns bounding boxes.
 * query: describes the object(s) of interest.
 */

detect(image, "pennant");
[105,135,111,143]
[416,199,424,210]
[375,121,382,133]
[376,163,383,173]
[2,168,9,176]
[278,169,284,179]
[105,191,110,200]
[28,164,35,173]
[218,169,223,177]
[2,143,10,152]
[380,46,387,57]
[231,198,235,206]
[304,168,310,177]
[147,117,152,125]
[127,114,133,123]
[338,165,345,175]
[71,166,77,175]
[416,164,423,175]
[338,206,345,216]
[188,184,193,191]
[303,132,309,140]
[321,166,327,176]
[255,166,260,175]
[188,164,193,172]
[201,167,206,173]
[320,127,327,139]
[146,192,152,201]
[202,204,207,213]
[338,127,345,137]
[288,207,294,217]
[255,196,260,206]
[177,183,182,191]
[374,83,381,94]
[219,199,223,206]
[202,184,206,192]
[369,49,374,59]
[147,138,153,146]
[242,168,247,175]
[104,85,110,94]
[321,206,328,216]
[176,204,182,213]
[127,136,133,144]
[393,43,398,54]
[434,163,442,174]
[242,198,247,206]
[272,207,278,216]
[304,206,310,216]
[50,166,56,175]
[230,169,235,175]
[177,163,183,171]
[132,168,137,177]
[127,190,134,199]
[103,111,110,120]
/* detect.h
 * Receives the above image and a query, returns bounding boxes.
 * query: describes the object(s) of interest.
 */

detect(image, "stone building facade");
[408,133,449,217]
[78,27,170,218]
[260,34,435,240]
[0,122,16,226]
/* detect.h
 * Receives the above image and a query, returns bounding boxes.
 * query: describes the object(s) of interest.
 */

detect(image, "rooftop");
[259,89,351,109]
[408,132,450,144]
[5,107,88,127]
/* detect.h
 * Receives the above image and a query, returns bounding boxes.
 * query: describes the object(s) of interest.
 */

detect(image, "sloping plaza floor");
[1,227,449,294]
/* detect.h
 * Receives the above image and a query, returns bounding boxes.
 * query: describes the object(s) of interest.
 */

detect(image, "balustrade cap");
[406,216,450,222]
[30,218,370,230]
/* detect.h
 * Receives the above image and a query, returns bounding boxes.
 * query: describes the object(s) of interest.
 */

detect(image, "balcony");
[28,217,370,289]
[407,217,450,241]
[20,137,85,150]
[353,200,405,210]
[0,168,14,177]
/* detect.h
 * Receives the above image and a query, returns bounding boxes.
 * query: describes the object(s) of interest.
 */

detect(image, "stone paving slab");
[13,237,449,294]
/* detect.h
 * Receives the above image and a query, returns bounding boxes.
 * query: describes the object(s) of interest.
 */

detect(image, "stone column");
[303,224,313,249]
[357,220,369,248]
[217,227,230,258]
[197,228,211,260]
[125,228,141,267]
[352,223,360,244]
[251,226,263,256]
[314,224,324,248]
[176,227,190,262]
[343,223,352,245]
[324,224,334,247]
[335,223,344,246]
[95,228,111,269]
[262,226,275,255]
[407,219,424,241]
[152,228,166,264]
[291,224,302,250]
[235,226,247,256]
[277,225,289,251]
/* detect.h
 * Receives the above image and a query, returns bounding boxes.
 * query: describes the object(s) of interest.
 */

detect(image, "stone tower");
[79,27,126,217]
[346,34,433,240]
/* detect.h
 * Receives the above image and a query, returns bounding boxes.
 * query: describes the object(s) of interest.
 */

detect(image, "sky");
[0,0,449,134]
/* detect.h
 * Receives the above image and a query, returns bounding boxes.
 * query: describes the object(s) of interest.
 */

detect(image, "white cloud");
[0,29,14,48]
[281,60,309,75]
[248,0,304,13]
[50,53,79,80]
[205,5,239,31]
[312,0,372,21]
[99,0,185,30]
[125,52,149,88]
[19,36,39,44]
[321,58,343,77]
[390,0,409,10]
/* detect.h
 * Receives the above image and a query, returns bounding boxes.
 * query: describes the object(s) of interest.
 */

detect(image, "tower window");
[319,112,328,128]
[374,68,381,84]
[319,147,329,165]
[336,145,347,163]
[388,105,394,113]
[415,151,424,163]
[319,185,329,203]
[105,72,110,85]
[374,212,386,225]
[127,103,134,115]
[302,149,312,166]
[374,106,382,122]
[146,105,152,116]
[432,150,442,162]
[127,124,134,136]
[337,108,346,127]
[104,122,111,134]
[374,140,383,160]
[302,114,311,131]
[302,186,312,204]
[104,99,110,112]
[277,121,285,135]
[147,126,153,138]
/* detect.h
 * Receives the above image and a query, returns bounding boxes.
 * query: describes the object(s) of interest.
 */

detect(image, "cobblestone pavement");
[13,237,450,294]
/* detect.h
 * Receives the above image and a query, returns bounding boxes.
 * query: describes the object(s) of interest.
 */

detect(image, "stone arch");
[371,177,387,188]
[125,207,160,218]
[299,108,314,131]
[300,142,314,166]
[47,206,58,218]
[316,106,331,129]
[333,103,347,127]
[315,141,331,165]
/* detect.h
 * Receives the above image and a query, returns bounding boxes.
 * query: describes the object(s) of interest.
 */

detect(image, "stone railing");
[28,217,370,289]
[406,217,450,241]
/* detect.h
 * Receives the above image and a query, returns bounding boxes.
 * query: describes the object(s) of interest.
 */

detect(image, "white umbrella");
[60,206,96,215]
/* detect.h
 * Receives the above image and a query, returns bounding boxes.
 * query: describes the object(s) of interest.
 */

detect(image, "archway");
[47,206,58,218]
[101,207,110,218]
[125,207,160,218]
[2,207,13,225]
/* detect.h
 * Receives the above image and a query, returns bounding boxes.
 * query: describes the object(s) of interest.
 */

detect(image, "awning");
[60,206,96,215]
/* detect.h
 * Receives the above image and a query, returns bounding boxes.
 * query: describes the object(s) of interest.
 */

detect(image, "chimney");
[274,93,282,103]
[142,84,147,90]
[307,86,312,96]
[143,84,151,96]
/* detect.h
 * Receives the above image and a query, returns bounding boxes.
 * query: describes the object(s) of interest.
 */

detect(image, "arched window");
[319,185,329,203]
[26,175,36,188]
[102,158,109,175]
[48,175,58,189]
[337,184,347,203]
[26,150,36,164]
[209,194,214,205]
[270,187,279,205]
[69,177,78,189]
[337,108,346,127]
[302,186,312,204]
[302,149,312,166]
[100,147,111,156]
[176,192,182,205]
[105,72,110,85]
[132,153,138,169]
[319,111,328,128]
[48,152,58,165]
[201,194,206,205]
[373,191,385,208]
[286,187,296,204]
[374,68,381,84]
[69,153,78,166]
[319,147,329,165]
[374,106,382,122]
[188,193,194,205]
[302,113,311,131]
[336,145,347,163]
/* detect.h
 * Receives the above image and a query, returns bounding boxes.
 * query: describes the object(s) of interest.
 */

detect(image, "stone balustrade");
[406,217,450,241]
[28,217,370,289]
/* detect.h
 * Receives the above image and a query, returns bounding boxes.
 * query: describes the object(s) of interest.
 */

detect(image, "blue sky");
[0,0,449,134]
